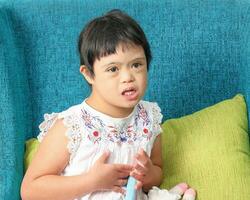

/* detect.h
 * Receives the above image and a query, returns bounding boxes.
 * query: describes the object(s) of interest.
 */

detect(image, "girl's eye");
[107,66,119,72]
[132,63,142,68]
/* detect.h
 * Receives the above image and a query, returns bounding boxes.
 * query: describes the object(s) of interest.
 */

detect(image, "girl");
[21,9,196,200]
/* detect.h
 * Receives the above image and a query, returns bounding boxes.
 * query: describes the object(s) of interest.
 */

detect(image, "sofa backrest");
[2,0,250,138]
[0,6,32,199]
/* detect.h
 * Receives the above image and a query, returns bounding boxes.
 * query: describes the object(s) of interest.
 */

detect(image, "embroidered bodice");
[37,100,163,200]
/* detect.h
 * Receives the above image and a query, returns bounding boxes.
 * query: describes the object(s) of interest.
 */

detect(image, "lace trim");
[37,113,59,142]
[37,112,82,163]
[151,102,163,135]
[62,114,82,163]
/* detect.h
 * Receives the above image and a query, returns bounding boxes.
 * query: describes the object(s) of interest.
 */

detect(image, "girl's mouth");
[121,87,139,101]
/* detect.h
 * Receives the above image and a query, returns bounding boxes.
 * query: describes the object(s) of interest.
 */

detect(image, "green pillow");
[160,94,250,200]
[24,138,39,171]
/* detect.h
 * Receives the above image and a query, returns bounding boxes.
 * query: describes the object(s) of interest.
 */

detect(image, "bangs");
[86,20,143,66]
[93,38,141,61]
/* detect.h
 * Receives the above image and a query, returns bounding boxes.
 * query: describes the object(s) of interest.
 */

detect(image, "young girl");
[21,9,196,200]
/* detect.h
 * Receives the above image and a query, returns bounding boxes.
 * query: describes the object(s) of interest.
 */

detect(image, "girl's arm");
[21,119,97,200]
[21,119,132,200]
[143,134,163,191]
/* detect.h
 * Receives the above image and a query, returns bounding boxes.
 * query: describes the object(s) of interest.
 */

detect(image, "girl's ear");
[80,65,94,84]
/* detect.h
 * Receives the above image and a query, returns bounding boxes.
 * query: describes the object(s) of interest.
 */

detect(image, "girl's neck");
[85,95,135,118]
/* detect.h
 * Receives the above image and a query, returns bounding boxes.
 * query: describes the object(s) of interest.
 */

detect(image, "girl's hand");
[89,151,133,194]
[130,148,154,190]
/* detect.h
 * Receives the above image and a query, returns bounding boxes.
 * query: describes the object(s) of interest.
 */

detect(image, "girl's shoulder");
[136,100,163,135]
[137,100,163,120]
[37,101,84,141]
[138,100,161,112]
[37,101,86,162]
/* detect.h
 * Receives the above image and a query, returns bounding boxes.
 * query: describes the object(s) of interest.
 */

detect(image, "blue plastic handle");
[125,176,137,200]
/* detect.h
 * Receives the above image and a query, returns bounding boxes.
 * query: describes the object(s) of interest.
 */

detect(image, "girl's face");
[81,43,148,117]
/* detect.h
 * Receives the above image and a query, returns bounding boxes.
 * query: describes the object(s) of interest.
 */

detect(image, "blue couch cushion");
[6,0,250,137]
[0,5,31,200]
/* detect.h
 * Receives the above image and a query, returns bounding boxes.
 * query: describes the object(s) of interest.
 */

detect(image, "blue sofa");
[0,0,250,199]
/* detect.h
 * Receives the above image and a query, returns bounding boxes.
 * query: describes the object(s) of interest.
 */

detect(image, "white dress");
[37,100,180,200]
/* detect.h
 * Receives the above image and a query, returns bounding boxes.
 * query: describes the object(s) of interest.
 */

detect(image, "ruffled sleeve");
[151,102,163,136]
[37,113,59,142]
[61,113,82,163]
[37,107,83,163]
[138,101,163,154]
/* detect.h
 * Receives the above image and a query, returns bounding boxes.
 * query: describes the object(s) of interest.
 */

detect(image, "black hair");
[78,9,151,76]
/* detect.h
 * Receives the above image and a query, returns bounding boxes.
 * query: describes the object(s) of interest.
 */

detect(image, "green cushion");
[160,94,250,200]
[24,138,39,171]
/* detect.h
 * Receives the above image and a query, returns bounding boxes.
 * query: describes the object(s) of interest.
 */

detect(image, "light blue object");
[125,176,137,200]
[1,0,250,199]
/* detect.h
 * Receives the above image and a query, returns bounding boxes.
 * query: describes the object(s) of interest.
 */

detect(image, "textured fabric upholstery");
[0,6,31,200]
[0,0,249,199]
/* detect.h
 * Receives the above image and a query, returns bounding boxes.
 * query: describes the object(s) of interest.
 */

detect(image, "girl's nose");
[120,68,135,83]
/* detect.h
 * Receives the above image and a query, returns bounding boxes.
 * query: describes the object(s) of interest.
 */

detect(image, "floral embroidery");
[88,130,101,144]
[81,109,105,129]
[82,102,154,144]
[81,109,93,129]
[107,125,120,143]
[142,128,152,140]
[93,131,99,137]
[106,124,138,145]
[127,125,137,144]
[143,128,148,133]
[135,104,150,127]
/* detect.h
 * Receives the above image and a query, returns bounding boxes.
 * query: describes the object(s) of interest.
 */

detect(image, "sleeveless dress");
[37,100,179,200]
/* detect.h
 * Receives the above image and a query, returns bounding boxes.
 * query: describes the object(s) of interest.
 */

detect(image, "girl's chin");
[119,99,140,108]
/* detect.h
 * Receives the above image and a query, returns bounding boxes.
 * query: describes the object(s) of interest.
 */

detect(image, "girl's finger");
[118,171,130,179]
[135,181,143,190]
[135,150,149,166]
[115,164,133,172]
[139,148,148,157]
[115,179,128,186]
[134,162,147,174]
[112,186,125,194]
[130,171,145,182]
